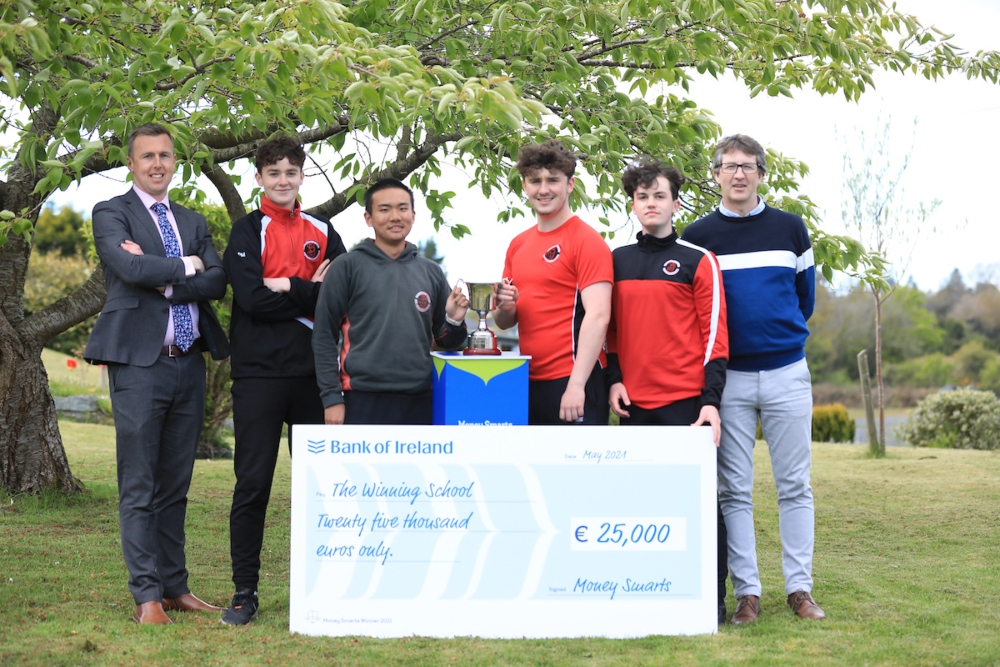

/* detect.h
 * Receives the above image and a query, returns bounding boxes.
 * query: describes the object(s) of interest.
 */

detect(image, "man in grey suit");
[84,123,229,625]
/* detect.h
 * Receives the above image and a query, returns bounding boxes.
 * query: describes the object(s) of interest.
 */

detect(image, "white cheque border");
[289,425,717,638]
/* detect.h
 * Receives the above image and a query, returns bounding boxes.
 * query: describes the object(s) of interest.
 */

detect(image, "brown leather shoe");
[162,592,225,612]
[133,600,172,625]
[787,591,826,619]
[731,594,760,624]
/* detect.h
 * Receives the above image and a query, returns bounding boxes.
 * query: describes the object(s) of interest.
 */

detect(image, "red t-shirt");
[260,195,329,280]
[503,216,613,380]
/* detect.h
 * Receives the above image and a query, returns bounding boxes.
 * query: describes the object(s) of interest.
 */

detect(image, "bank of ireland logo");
[663,259,681,276]
[543,244,561,263]
[414,291,431,312]
[303,240,321,261]
[307,439,325,454]
[306,610,320,623]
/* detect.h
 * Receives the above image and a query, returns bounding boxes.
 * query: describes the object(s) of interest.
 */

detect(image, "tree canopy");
[2,0,999,491]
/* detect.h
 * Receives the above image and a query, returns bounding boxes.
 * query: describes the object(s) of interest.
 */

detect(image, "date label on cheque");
[570,517,687,551]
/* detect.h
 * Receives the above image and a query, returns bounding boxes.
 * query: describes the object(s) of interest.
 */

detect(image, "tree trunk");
[198,356,233,459]
[1,229,105,494]
[0,321,81,493]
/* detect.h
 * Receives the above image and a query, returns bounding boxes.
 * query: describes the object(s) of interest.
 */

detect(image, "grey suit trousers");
[109,352,206,604]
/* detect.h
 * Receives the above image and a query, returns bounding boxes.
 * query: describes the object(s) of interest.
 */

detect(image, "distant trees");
[808,282,943,383]
[31,205,89,257]
[809,270,1000,397]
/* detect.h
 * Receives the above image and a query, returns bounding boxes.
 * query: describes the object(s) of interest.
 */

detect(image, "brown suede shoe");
[787,591,826,619]
[133,600,172,625]
[162,592,224,612]
[731,594,760,624]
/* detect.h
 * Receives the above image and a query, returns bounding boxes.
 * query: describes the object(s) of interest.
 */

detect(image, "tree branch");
[204,119,350,163]
[17,267,106,347]
[577,37,653,62]
[153,57,234,91]
[418,19,479,50]
[66,53,100,70]
[205,164,247,223]
[307,131,462,219]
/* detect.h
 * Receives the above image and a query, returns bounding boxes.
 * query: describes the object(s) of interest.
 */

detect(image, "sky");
[46,0,1000,292]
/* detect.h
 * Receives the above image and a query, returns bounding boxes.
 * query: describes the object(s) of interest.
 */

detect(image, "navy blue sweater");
[681,205,814,371]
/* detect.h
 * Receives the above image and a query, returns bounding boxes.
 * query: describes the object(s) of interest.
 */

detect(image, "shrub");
[812,403,855,443]
[754,403,855,443]
[896,388,1000,450]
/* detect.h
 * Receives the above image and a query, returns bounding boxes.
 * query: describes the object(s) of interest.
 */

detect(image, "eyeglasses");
[718,163,761,175]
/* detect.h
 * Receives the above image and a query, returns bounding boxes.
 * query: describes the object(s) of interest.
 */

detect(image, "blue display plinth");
[431,352,530,425]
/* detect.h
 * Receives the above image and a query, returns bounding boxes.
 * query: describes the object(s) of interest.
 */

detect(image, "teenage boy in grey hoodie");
[313,178,470,424]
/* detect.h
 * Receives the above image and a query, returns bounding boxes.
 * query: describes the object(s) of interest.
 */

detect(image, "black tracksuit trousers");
[229,376,324,591]
[617,395,730,611]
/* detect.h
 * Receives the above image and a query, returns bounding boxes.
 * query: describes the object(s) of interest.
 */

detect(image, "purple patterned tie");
[151,202,195,352]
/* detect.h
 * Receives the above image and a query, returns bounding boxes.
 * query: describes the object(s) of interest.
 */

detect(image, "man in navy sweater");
[682,134,824,624]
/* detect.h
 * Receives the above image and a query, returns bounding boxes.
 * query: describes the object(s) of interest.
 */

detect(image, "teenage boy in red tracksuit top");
[606,159,731,625]
[222,136,346,625]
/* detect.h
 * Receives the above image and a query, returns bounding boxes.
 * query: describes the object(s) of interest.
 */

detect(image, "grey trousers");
[718,358,814,598]
[109,352,205,604]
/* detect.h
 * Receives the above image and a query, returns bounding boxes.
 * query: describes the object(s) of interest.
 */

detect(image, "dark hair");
[255,135,306,172]
[712,134,767,174]
[516,139,576,178]
[364,178,415,214]
[621,159,685,200]
[127,123,173,157]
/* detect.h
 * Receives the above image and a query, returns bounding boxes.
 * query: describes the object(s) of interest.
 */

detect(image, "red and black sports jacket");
[607,231,728,409]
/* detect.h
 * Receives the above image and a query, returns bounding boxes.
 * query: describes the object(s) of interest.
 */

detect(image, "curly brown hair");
[255,135,306,173]
[515,139,576,178]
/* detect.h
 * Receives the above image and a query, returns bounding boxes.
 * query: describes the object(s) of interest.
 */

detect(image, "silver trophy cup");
[461,281,502,355]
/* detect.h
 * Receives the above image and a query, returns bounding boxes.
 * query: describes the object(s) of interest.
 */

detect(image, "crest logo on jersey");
[662,259,681,276]
[303,240,321,261]
[543,245,561,262]
[414,291,431,312]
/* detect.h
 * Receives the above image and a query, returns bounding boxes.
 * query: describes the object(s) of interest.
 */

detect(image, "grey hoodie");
[313,239,467,407]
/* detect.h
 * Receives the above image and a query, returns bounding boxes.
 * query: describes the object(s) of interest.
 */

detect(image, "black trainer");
[221,590,258,626]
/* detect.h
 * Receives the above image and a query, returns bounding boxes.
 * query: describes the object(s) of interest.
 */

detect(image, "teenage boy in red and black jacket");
[221,136,346,625]
[606,159,731,626]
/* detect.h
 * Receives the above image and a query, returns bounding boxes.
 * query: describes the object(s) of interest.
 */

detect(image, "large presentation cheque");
[290,425,717,638]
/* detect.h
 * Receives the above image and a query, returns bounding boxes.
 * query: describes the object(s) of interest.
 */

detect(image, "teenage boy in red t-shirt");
[494,140,613,425]
[222,136,346,625]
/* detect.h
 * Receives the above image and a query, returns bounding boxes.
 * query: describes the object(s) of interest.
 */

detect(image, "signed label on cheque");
[289,425,717,638]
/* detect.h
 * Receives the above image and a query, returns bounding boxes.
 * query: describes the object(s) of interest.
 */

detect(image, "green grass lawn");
[2,423,999,666]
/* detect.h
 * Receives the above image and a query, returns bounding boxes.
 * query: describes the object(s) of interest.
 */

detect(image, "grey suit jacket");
[84,188,230,366]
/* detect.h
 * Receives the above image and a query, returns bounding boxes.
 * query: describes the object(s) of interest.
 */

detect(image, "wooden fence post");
[857,349,882,456]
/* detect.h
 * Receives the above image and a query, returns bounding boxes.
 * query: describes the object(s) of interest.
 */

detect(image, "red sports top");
[503,216,613,380]
[259,195,329,280]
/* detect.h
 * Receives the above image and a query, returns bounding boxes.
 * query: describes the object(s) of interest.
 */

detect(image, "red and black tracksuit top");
[607,231,729,409]
[225,196,347,379]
